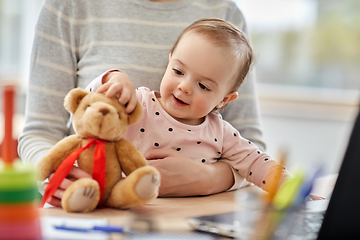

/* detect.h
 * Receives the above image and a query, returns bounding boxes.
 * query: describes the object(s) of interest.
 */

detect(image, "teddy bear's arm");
[115,139,148,176]
[36,135,83,181]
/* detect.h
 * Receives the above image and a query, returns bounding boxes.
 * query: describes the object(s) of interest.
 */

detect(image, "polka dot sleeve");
[220,120,289,191]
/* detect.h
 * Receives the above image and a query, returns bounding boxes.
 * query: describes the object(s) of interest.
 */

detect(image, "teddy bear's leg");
[61,178,100,213]
[106,166,160,209]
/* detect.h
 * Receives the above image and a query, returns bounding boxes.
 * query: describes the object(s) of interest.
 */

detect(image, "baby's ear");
[128,100,143,125]
[216,92,238,109]
[64,88,88,114]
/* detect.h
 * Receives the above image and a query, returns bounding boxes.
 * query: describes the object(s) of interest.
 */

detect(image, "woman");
[19,0,265,207]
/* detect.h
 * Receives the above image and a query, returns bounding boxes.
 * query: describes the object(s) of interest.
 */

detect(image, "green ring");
[0,186,39,203]
[0,162,37,190]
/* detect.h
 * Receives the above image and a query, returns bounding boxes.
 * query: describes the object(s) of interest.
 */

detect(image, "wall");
[258,84,359,175]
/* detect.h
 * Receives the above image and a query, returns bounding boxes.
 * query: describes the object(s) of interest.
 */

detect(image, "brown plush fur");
[37,88,160,212]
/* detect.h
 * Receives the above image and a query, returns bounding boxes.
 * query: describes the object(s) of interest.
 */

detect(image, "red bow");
[40,138,107,208]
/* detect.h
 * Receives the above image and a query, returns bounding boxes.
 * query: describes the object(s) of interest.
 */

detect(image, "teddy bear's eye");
[117,112,121,119]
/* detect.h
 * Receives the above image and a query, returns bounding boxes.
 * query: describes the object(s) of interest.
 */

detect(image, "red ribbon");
[40,138,107,208]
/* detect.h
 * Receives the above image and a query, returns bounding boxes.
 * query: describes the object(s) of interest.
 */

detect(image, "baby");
[87,18,288,193]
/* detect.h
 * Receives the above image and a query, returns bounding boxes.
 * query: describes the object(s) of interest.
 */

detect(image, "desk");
[38,174,336,239]
[39,190,240,236]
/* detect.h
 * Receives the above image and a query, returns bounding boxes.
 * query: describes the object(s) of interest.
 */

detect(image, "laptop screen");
[317,109,360,239]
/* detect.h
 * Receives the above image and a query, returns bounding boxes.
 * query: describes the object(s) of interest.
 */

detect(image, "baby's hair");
[171,18,254,92]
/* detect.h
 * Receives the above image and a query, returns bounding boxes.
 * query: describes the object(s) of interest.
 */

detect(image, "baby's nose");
[178,81,192,95]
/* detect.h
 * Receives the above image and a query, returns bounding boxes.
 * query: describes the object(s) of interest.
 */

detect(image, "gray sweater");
[19,0,265,166]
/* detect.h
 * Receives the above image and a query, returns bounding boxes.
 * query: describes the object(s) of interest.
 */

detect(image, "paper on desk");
[305,199,330,213]
[41,216,110,240]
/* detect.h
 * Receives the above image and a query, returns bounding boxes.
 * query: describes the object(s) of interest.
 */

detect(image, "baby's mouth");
[173,95,188,105]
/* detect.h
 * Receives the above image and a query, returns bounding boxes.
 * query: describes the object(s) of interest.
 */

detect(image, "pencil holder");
[236,188,322,240]
[235,188,274,240]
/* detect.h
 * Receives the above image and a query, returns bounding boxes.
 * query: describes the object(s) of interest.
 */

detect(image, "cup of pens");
[235,187,274,240]
[235,169,316,240]
[0,85,42,240]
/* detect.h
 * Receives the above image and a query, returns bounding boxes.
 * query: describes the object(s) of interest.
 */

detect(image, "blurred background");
[1,0,359,175]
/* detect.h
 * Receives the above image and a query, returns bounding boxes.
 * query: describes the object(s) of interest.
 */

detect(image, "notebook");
[317,107,360,239]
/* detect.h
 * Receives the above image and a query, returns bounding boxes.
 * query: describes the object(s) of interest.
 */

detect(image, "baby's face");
[159,32,237,125]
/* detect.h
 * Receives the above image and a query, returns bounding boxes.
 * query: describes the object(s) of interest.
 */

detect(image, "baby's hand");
[308,194,325,201]
[96,71,137,114]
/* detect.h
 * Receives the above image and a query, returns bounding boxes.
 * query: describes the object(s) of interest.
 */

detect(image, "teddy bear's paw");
[66,186,98,212]
[135,173,160,199]
[62,178,100,213]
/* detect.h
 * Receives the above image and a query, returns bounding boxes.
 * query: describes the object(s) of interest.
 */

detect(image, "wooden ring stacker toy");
[0,85,41,240]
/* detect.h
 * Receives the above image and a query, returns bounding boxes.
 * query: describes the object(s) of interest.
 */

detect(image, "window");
[236,0,360,90]
[0,0,42,90]
[235,0,360,174]
[2,0,359,92]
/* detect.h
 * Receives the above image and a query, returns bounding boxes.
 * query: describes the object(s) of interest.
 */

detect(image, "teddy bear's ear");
[128,100,143,125]
[64,88,88,114]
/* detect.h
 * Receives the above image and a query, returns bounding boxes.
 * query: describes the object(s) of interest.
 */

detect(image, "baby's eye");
[173,68,183,76]
[199,83,210,91]
[85,105,90,110]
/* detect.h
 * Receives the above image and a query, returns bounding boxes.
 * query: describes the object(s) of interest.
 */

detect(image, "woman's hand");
[96,71,137,114]
[41,166,91,207]
[145,149,234,197]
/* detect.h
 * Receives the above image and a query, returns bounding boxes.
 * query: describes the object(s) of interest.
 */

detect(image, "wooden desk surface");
[38,174,336,239]
[39,190,239,218]
[39,190,240,236]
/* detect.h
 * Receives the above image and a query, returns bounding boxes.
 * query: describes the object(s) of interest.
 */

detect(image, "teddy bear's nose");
[99,108,109,115]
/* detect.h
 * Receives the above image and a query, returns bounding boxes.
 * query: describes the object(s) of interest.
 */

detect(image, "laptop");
[317,108,360,239]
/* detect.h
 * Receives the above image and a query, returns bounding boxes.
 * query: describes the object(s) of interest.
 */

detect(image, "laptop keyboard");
[303,211,326,239]
[273,209,326,240]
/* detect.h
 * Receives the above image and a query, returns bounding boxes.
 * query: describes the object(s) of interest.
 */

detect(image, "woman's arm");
[222,4,266,151]
[145,149,234,197]
[18,0,78,165]
[18,1,89,207]
[41,166,92,207]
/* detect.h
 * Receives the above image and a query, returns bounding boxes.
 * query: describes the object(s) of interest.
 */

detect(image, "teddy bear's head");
[63,88,142,141]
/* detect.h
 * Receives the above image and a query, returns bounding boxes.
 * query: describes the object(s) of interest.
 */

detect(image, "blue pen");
[54,224,128,233]
[295,166,323,206]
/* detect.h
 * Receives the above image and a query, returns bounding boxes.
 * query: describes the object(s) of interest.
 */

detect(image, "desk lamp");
[0,85,41,239]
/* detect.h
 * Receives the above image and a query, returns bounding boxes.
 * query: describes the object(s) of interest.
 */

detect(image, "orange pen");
[263,149,287,206]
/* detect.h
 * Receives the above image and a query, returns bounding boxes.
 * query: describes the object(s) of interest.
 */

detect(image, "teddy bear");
[37,88,160,213]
